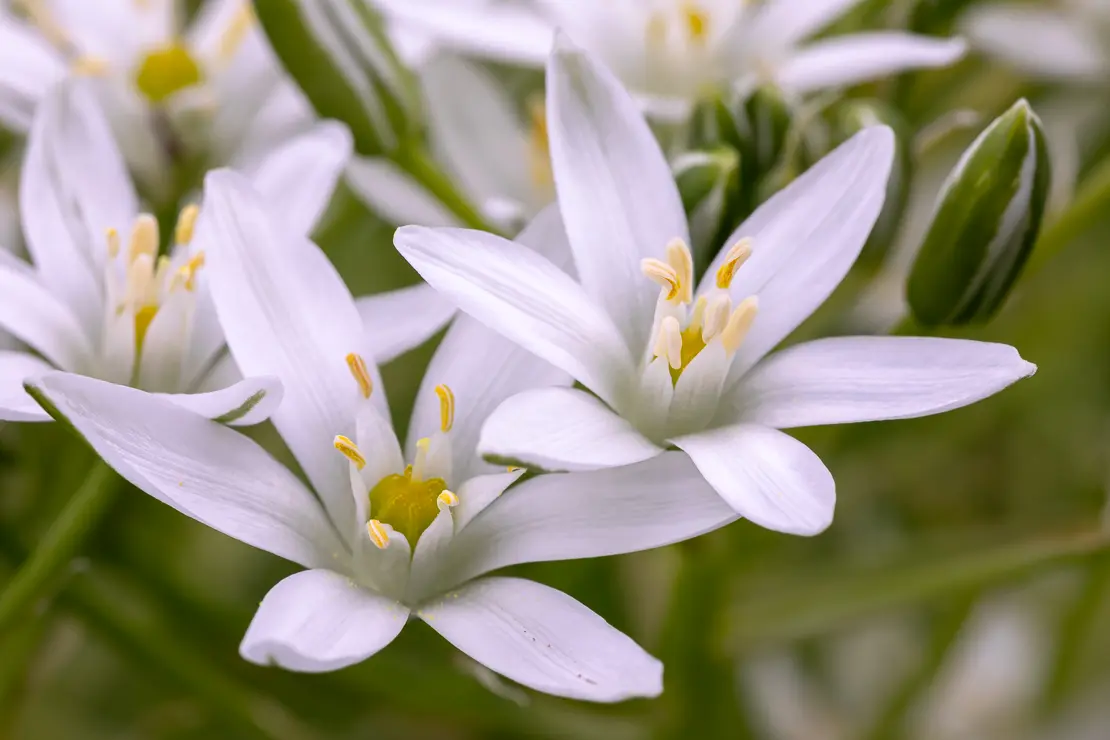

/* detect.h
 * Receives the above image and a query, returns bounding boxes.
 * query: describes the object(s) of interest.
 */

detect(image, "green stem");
[392,144,495,232]
[0,459,116,636]
[1039,553,1110,713]
[1027,154,1110,276]
[863,596,976,740]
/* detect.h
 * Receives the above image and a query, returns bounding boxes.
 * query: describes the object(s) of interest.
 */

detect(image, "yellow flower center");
[135,43,203,102]
[368,468,448,547]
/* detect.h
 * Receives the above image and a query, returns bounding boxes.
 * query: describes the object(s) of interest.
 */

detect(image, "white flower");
[395,40,1037,536]
[0,0,311,195]
[0,80,351,423]
[348,54,554,233]
[26,171,739,700]
[963,0,1110,82]
[375,0,966,119]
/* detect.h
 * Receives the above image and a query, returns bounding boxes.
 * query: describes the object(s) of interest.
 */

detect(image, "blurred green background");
[5,0,1110,738]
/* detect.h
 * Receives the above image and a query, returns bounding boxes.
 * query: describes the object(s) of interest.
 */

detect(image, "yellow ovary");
[135,43,203,102]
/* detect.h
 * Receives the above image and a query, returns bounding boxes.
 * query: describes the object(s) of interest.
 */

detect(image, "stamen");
[720,297,759,353]
[715,239,752,290]
[106,228,121,259]
[527,97,553,191]
[702,293,732,341]
[72,56,109,76]
[435,384,455,433]
[688,296,708,331]
[642,258,680,301]
[218,4,255,63]
[437,490,459,508]
[172,252,205,292]
[17,0,71,50]
[174,204,199,246]
[666,238,694,304]
[127,215,159,264]
[333,435,366,470]
[682,2,710,44]
[412,437,431,482]
[366,519,390,550]
[346,353,373,398]
[654,316,683,370]
[646,11,667,48]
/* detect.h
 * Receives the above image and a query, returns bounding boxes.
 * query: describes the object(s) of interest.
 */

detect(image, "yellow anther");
[715,239,752,290]
[642,258,680,301]
[437,490,459,508]
[106,228,121,259]
[172,251,205,292]
[527,97,553,192]
[333,435,366,470]
[720,297,759,354]
[218,4,255,63]
[127,215,159,264]
[666,238,694,304]
[174,204,199,246]
[688,296,708,331]
[682,1,710,44]
[71,56,109,76]
[507,466,523,473]
[435,384,455,433]
[366,519,390,550]
[654,316,683,370]
[345,353,373,399]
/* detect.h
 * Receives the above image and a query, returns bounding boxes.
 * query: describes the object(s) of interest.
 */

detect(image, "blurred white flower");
[27,172,739,699]
[348,54,553,233]
[397,39,1036,536]
[0,0,312,196]
[0,81,351,423]
[376,0,966,120]
[963,0,1110,82]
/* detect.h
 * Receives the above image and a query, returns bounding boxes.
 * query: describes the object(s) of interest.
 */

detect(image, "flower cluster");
[2,0,1072,725]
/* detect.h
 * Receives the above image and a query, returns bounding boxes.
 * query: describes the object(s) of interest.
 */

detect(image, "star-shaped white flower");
[395,40,1037,536]
[963,0,1110,82]
[374,0,966,119]
[0,80,350,424]
[0,0,311,192]
[27,171,738,699]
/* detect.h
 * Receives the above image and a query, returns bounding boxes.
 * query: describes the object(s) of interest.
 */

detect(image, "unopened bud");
[908,99,1050,326]
[673,147,741,268]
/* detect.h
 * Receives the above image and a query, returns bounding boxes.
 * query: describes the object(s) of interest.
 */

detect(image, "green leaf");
[724,525,1110,653]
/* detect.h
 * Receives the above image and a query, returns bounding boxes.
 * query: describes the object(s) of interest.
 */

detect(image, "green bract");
[674,147,741,270]
[254,0,423,157]
[908,99,1051,326]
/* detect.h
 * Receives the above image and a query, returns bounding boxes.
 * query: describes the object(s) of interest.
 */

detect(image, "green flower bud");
[254,0,423,157]
[673,147,741,270]
[738,85,792,179]
[908,99,1050,326]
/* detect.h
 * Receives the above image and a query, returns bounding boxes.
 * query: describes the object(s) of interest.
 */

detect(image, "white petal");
[377,1,552,66]
[746,0,865,49]
[0,13,65,132]
[27,372,346,569]
[480,387,661,472]
[729,336,1036,429]
[346,157,461,227]
[247,121,353,236]
[406,507,455,604]
[419,577,662,702]
[439,452,737,587]
[241,569,408,673]
[667,341,729,438]
[0,260,93,371]
[423,55,533,213]
[547,37,689,354]
[46,0,173,62]
[136,287,192,393]
[198,170,384,532]
[776,34,967,95]
[0,351,53,422]
[356,284,457,365]
[962,5,1108,81]
[452,471,523,532]
[395,226,635,408]
[672,424,835,536]
[22,81,137,333]
[155,376,284,427]
[702,127,894,381]
[357,403,404,491]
